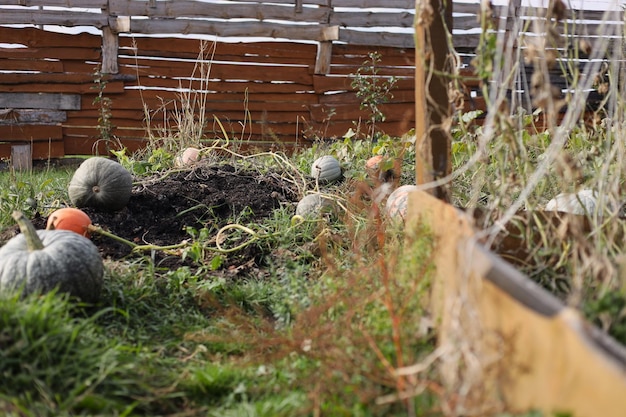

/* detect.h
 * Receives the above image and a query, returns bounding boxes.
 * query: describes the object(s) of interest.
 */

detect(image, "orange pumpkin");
[46,207,92,237]
[365,155,384,178]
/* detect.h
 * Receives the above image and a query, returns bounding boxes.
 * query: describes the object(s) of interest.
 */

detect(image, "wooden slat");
[0,109,66,124]
[108,0,331,22]
[0,124,63,140]
[0,93,81,110]
[0,140,65,159]
[0,73,97,84]
[331,10,415,28]
[0,47,100,61]
[0,26,100,48]
[1,0,107,7]
[308,102,414,123]
[117,59,314,85]
[338,29,415,49]
[0,81,124,94]
[127,19,338,42]
[1,10,109,28]
[0,58,64,72]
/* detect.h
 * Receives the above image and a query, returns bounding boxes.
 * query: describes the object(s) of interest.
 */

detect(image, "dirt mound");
[4,162,302,271]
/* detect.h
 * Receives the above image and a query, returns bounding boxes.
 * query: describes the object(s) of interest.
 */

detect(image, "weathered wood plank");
[108,0,330,22]
[338,29,414,49]
[0,47,100,61]
[331,10,415,28]
[11,144,32,170]
[0,124,64,140]
[331,0,413,7]
[1,10,109,28]
[0,141,64,160]
[0,93,81,110]
[0,73,95,85]
[0,0,107,7]
[0,26,101,48]
[117,57,315,84]
[119,37,317,59]
[0,58,64,72]
[308,102,414,123]
[127,19,338,42]
[0,109,67,125]
[125,76,314,95]
[0,81,124,95]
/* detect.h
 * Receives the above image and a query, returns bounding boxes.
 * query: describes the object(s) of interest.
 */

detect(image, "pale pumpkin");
[544,189,611,216]
[0,211,104,302]
[68,157,133,211]
[385,185,418,220]
[310,155,342,183]
[174,147,202,167]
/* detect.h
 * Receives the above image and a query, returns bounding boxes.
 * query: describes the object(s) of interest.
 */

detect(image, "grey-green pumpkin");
[68,157,133,211]
[295,193,336,217]
[0,211,104,302]
[310,155,342,183]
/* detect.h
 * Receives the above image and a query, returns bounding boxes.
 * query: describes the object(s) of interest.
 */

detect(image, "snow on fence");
[0,0,622,160]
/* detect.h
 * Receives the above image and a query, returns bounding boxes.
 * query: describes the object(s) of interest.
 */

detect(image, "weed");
[92,67,122,155]
[351,52,398,141]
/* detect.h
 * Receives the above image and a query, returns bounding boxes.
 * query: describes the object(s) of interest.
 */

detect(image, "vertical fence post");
[101,1,121,74]
[415,0,453,201]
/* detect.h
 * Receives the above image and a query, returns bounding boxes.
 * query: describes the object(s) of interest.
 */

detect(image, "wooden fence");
[406,189,626,417]
[0,0,623,160]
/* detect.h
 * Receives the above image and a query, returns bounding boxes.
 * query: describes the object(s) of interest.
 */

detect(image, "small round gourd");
[545,189,599,215]
[310,155,342,183]
[295,194,335,217]
[385,185,418,220]
[46,207,92,237]
[0,211,104,302]
[365,155,384,178]
[174,147,201,167]
[68,157,133,211]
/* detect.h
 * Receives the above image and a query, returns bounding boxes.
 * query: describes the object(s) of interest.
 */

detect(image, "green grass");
[0,151,443,415]
[0,167,73,224]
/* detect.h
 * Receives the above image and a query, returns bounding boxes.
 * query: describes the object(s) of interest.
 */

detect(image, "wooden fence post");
[415,0,453,201]
[11,144,31,171]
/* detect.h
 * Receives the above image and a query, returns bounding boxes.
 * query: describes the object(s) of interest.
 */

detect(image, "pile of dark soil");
[3,162,301,271]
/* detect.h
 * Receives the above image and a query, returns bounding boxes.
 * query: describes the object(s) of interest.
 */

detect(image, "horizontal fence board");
[0,81,124,95]
[338,29,415,49]
[0,124,63,140]
[0,73,97,85]
[0,58,64,72]
[331,0,413,7]
[118,37,317,58]
[0,109,67,124]
[0,140,64,159]
[117,58,314,84]
[127,19,337,42]
[0,26,100,48]
[127,76,315,95]
[0,47,100,61]
[1,10,108,28]
[0,93,81,110]
[1,0,107,6]
[331,10,414,28]
[108,0,331,22]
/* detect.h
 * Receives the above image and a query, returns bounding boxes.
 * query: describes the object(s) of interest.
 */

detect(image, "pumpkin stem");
[12,210,45,251]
